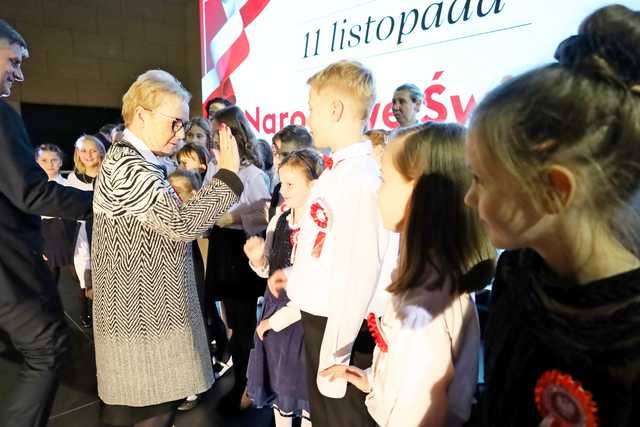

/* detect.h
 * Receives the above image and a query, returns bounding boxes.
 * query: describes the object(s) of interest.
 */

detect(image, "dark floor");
[0,270,276,427]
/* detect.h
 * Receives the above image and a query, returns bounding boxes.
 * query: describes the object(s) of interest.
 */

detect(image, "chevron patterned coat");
[91,141,243,406]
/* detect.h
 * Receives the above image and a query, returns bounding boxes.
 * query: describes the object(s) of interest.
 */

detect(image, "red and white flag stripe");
[200,0,270,111]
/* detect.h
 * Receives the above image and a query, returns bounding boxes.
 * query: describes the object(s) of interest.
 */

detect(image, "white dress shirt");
[284,140,395,398]
[365,284,481,427]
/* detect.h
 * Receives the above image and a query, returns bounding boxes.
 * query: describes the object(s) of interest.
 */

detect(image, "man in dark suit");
[0,20,93,427]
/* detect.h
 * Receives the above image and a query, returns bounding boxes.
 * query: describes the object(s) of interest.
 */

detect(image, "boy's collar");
[330,140,372,163]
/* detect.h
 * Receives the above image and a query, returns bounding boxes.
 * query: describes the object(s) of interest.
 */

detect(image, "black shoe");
[177,395,200,412]
[80,315,92,329]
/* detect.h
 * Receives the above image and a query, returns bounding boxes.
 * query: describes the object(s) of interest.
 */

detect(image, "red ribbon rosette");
[310,200,330,258]
[367,312,388,353]
[323,154,334,170]
[534,370,598,427]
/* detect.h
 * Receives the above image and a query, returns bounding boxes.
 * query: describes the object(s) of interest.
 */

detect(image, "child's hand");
[267,270,288,297]
[216,212,234,228]
[244,236,266,266]
[320,365,370,392]
[256,319,271,340]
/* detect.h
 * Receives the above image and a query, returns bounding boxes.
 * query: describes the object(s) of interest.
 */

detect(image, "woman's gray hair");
[395,83,424,104]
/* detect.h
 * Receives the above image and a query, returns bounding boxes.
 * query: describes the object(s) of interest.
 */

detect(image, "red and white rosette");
[309,198,331,258]
[535,370,598,427]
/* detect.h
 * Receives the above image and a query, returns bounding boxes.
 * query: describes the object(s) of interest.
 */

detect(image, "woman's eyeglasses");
[142,107,186,134]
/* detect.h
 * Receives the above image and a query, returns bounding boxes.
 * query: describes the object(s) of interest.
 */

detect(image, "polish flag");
[199,0,270,113]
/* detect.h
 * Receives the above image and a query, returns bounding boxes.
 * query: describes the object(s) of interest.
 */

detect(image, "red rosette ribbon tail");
[367,312,388,353]
[310,201,329,258]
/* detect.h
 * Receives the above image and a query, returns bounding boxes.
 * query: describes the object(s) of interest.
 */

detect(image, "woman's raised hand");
[217,123,240,173]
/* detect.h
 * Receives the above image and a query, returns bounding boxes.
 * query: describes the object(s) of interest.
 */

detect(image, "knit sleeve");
[94,150,242,242]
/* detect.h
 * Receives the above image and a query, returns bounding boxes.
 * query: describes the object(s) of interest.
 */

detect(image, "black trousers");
[0,293,69,427]
[222,297,257,395]
[301,311,376,427]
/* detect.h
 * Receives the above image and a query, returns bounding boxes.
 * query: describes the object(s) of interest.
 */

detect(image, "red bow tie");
[323,155,334,170]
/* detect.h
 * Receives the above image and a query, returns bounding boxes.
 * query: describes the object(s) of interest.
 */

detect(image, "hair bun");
[554,5,640,90]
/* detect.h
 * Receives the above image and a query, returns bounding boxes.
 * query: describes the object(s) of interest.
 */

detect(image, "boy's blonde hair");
[121,70,191,127]
[307,60,375,120]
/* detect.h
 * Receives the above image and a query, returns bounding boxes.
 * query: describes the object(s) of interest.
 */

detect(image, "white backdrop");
[200,0,638,136]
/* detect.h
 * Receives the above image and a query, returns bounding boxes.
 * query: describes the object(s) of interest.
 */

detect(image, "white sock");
[185,394,198,401]
[273,409,292,427]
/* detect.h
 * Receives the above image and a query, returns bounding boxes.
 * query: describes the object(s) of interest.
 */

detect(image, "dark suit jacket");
[0,100,93,304]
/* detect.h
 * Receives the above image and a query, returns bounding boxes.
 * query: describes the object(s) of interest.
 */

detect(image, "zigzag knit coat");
[92,140,243,406]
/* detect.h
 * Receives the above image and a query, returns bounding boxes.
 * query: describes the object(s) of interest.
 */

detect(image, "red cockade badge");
[309,199,330,258]
[534,370,598,427]
[367,313,388,353]
[323,154,333,170]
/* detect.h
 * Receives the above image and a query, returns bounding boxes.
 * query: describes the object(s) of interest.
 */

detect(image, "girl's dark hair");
[471,4,640,253]
[186,116,214,150]
[206,96,233,118]
[213,105,261,168]
[255,139,274,172]
[388,122,495,295]
[272,125,313,149]
[168,169,203,191]
[35,143,64,161]
[176,143,210,167]
[279,148,324,181]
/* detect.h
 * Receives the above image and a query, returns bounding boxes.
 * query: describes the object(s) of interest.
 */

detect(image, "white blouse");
[65,171,94,288]
[365,284,481,427]
[248,206,301,332]
[224,163,270,236]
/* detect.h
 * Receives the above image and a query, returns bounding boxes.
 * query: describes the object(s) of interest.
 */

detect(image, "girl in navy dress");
[244,149,323,427]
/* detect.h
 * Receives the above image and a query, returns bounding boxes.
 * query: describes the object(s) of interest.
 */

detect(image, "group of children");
[238,4,640,427]
[35,4,639,426]
[36,134,105,327]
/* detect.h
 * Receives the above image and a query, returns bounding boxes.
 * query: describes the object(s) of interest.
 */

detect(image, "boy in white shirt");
[269,60,394,427]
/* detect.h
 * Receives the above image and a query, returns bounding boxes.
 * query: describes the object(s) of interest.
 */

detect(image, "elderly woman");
[91,70,241,427]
